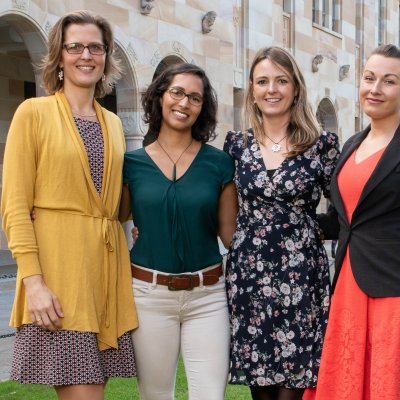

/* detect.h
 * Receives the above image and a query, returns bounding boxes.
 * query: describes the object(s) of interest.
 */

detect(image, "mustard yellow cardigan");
[1,92,138,350]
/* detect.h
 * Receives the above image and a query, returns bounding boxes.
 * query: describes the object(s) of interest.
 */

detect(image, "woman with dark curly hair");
[119,62,238,400]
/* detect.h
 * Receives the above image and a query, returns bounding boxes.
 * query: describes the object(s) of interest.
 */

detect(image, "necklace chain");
[264,133,287,152]
[72,110,97,118]
[157,139,193,181]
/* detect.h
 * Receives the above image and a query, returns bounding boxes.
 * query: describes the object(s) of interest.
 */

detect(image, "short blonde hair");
[245,46,321,157]
[41,10,122,98]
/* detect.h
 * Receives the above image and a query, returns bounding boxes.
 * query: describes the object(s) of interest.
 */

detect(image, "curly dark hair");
[142,63,217,145]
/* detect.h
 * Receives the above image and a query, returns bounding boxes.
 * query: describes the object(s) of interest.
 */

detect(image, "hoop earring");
[58,68,64,81]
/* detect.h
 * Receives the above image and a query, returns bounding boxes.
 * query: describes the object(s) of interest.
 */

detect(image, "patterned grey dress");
[223,129,340,388]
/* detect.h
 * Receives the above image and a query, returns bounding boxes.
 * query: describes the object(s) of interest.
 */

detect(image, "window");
[378,0,386,46]
[283,0,291,13]
[356,1,363,45]
[312,0,319,23]
[314,0,341,33]
[322,0,328,28]
[331,0,341,33]
[398,4,400,46]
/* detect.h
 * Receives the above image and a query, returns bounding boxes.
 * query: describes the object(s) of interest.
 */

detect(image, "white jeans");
[131,265,230,400]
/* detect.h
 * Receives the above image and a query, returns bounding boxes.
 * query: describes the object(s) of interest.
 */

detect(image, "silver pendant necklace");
[264,133,287,152]
[157,139,193,181]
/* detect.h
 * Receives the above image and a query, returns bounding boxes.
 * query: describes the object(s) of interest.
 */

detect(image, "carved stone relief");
[127,43,139,65]
[12,0,28,10]
[140,0,154,16]
[202,11,217,34]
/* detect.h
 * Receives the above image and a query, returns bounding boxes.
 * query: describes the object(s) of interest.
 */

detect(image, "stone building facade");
[0,0,399,249]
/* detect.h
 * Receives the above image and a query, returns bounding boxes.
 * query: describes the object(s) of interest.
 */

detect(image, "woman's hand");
[131,226,139,244]
[23,275,64,331]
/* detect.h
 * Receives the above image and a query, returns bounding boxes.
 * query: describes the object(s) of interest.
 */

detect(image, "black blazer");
[320,124,400,297]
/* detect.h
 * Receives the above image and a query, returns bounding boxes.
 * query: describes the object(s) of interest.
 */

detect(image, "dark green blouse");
[123,144,234,273]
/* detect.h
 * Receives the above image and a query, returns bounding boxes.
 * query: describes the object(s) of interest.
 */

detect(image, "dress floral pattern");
[223,129,340,388]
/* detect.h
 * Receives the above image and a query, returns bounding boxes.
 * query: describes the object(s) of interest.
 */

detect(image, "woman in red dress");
[304,44,400,400]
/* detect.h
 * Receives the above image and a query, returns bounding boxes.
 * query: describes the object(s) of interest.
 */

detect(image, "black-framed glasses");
[63,43,107,55]
[167,87,203,106]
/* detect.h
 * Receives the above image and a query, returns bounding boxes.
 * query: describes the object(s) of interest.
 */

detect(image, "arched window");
[142,55,184,145]
[316,98,338,135]
[153,55,183,80]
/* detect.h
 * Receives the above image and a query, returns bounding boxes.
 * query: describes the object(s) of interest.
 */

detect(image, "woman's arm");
[218,182,238,249]
[1,100,41,278]
[2,99,63,331]
[119,184,132,223]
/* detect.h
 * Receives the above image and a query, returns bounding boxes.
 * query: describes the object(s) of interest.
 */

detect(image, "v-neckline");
[353,145,387,166]
[56,92,109,210]
[255,138,287,178]
[144,143,204,182]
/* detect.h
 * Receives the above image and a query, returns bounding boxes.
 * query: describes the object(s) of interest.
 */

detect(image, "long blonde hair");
[41,10,122,98]
[244,46,321,156]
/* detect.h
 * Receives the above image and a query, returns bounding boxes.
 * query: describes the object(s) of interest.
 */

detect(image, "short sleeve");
[223,130,235,156]
[319,131,341,198]
[219,150,234,186]
[123,153,131,184]
[223,130,246,157]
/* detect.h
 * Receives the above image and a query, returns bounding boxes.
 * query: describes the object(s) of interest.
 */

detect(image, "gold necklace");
[157,139,193,181]
[264,133,287,152]
[72,111,97,118]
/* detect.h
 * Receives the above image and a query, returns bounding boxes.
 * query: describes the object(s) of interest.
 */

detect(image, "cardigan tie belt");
[34,208,119,348]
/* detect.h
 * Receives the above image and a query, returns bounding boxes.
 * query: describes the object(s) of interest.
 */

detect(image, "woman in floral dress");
[223,46,340,400]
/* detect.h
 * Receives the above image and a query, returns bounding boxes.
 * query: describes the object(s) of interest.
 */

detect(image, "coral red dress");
[304,147,400,400]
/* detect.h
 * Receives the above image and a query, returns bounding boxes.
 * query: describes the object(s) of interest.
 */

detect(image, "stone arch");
[316,97,338,134]
[112,41,142,151]
[148,40,195,82]
[0,11,47,249]
[0,11,48,95]
[142,44,191,145]
[153,55,185,80]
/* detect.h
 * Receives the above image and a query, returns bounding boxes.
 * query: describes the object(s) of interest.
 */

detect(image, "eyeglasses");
[167,87,203,106]
[63,43,107,55]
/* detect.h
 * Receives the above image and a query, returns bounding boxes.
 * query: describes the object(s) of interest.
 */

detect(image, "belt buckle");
[167,274,194,291]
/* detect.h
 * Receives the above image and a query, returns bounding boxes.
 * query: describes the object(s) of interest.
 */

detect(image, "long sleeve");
[1,99,41,279]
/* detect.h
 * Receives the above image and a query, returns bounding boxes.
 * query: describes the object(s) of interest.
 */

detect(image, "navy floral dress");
[223,129,340,389]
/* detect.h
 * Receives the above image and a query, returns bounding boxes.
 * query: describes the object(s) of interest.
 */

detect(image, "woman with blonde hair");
[2,10,137,400]
[223,46,340,400]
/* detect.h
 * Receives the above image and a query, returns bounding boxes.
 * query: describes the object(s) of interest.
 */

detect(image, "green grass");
[0,359,250,399]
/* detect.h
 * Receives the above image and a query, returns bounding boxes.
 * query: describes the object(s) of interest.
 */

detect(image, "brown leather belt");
[131,264,223,291]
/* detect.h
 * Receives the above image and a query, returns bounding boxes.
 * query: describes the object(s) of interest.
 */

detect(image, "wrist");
[22,274,44,288]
